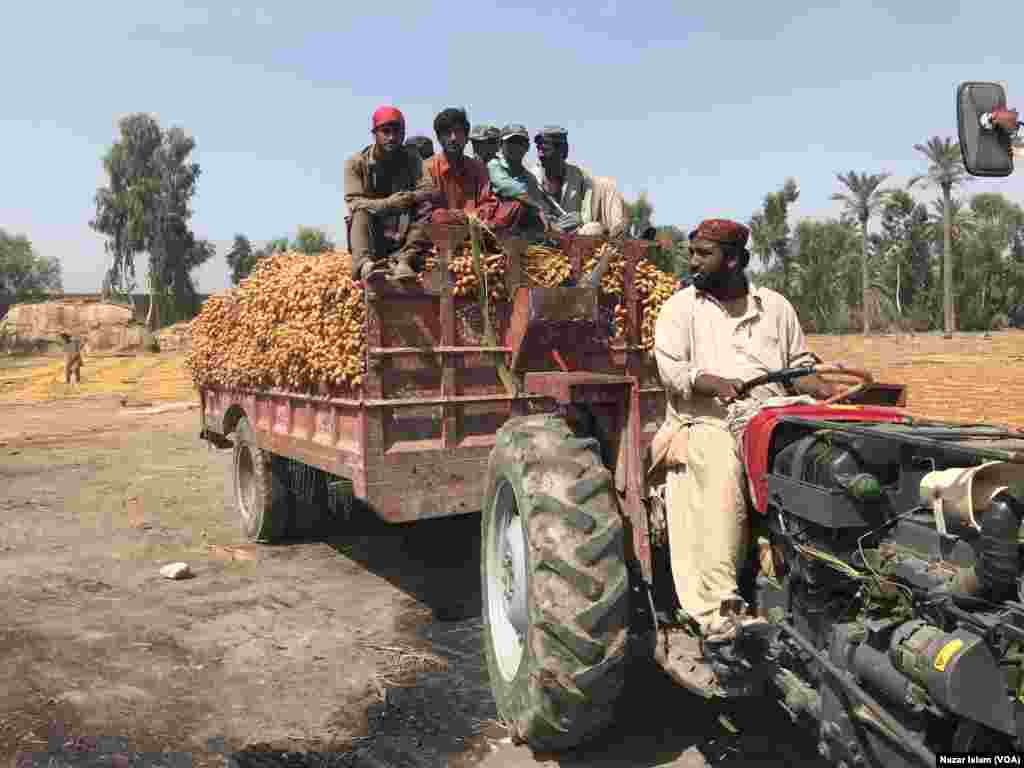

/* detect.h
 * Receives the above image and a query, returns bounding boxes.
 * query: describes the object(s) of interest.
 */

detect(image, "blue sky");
[4,0,1024,293]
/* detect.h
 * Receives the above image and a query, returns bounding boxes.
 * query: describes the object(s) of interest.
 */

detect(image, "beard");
[541,156,564,177]
[691,264,732,293]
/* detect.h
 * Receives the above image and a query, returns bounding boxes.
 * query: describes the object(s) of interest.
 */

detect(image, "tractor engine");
[751,423,1024,766]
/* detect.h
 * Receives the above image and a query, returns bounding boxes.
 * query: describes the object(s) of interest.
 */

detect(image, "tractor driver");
[652,219,836,667]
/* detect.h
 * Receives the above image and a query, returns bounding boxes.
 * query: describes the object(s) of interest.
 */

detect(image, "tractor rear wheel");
[481,414,630,751]
[233,416,290,543]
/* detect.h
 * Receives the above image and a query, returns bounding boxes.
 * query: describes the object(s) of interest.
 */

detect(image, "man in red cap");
[344,105,435,281]
[650,218,835,693]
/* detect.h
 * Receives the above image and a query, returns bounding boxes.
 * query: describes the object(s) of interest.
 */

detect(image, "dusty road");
[1,391,826,768]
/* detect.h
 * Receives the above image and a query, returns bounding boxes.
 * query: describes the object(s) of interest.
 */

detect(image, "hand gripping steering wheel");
[735,362,874,405]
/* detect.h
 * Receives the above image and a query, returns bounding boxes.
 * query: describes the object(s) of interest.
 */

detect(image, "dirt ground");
[0,354,829,768]
[9,330,1021,768]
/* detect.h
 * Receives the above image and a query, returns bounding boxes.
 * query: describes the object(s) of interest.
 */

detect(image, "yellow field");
[3,331,1023,427]
[0,352,197,404]
[809,331,1024,427]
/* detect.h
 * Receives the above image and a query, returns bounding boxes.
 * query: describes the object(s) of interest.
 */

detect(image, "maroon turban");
[689,219,750,248]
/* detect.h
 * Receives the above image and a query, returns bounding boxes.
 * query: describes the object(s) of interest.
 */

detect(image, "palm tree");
[908,137,970,337]
[831,172,891,334]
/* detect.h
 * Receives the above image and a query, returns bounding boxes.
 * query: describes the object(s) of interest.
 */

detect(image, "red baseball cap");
[372,106,405,130]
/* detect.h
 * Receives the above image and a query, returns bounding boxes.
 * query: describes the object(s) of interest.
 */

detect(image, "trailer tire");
[233,416,290,543]
[481,414,629,752]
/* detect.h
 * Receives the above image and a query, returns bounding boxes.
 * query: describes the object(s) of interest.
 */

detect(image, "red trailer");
[198,229,666,559]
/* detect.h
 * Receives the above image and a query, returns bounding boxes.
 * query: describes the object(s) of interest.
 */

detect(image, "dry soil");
[18,329,1017,768]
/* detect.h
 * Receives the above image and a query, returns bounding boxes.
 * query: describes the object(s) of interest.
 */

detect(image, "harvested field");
[808,330,1024,426]
[0,352,195,405]
[6,330,1020,768]
[5,330,1024,426]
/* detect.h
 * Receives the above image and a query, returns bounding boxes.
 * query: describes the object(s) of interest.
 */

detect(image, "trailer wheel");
[233,416,290,543]
[481,414,629,751]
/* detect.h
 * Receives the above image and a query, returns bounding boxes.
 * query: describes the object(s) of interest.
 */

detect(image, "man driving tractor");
[652,218,837,689]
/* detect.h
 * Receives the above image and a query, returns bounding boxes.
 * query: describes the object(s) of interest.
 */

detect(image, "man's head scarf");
[689,219,750,249]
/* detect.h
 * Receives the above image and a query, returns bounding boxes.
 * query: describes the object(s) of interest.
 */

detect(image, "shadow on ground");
[259,505,828,768]
[9,500,826,768]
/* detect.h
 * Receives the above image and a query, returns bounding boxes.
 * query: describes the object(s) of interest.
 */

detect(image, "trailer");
[199,228,666,557]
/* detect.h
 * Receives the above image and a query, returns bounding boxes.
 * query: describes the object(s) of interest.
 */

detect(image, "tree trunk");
[896,261,902,315]
[146,270,159,331]
[942,185,954,337]
[861,219,870,335]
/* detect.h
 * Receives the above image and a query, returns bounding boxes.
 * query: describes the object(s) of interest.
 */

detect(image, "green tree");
[0,229,62,300]
[787,218,860,333]
[624,193,655,236]
[225,235,257,286]
[925,197,973,330]
[874,189,931,315]
[653,225,689,280]
[91,113,213,330]
[831,171,891,334]
[956,193,1024,330]
[265,237,290,256]
[908,137,970,336]
[91,114,163,307]
[749,178,799,293]
[292,226,334,255]
[146,125,214,327]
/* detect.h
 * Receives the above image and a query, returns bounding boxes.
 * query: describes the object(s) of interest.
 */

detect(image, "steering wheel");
[735,362,874,405]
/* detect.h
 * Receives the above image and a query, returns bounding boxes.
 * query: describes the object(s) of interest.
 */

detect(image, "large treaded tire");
[481,414,630,751]
[233,416,290,543]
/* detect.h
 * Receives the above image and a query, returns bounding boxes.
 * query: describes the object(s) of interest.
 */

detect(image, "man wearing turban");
[651,218,836,690]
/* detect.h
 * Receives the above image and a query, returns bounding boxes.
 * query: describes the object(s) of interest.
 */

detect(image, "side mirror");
[957,81,1015,177]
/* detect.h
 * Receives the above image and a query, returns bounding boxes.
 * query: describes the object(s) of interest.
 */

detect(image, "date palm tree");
[908,137,970,337]
[831,172,891,334]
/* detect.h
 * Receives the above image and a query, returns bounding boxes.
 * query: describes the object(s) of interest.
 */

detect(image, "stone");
[160,562,192,580]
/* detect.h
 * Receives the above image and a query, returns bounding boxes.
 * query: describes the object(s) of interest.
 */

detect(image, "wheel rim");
[488,479,528,682]
[237,445,257,529]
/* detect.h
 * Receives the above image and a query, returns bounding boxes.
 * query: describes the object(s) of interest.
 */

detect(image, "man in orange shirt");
[425,108,493,226]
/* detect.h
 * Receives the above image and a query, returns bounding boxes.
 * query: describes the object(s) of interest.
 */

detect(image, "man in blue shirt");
[482,124,550,239]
